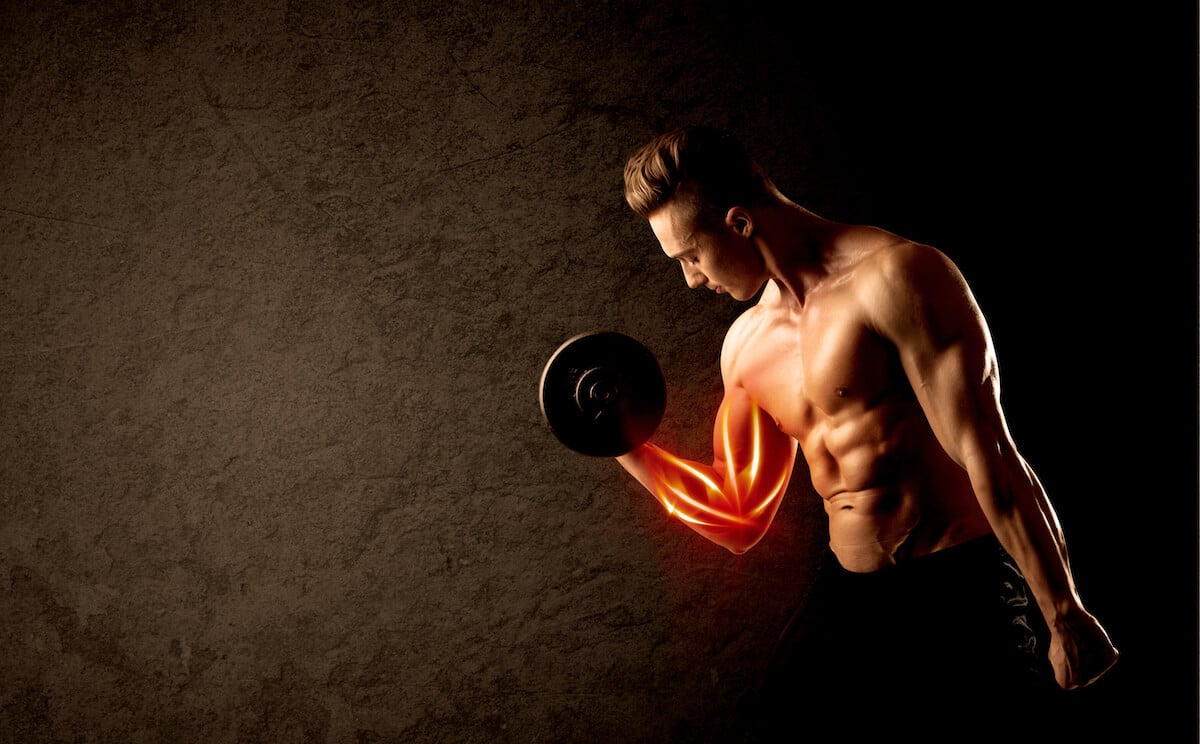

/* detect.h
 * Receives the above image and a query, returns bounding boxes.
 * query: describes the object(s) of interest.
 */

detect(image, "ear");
[724,207,754,238]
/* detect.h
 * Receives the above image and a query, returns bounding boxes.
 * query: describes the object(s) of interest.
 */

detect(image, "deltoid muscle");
[641,395,797,554]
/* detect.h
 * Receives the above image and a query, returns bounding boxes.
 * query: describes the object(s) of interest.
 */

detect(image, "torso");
[723,228,992,572]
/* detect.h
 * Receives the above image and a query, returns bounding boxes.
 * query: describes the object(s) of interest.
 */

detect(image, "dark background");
[2,2,1196,742]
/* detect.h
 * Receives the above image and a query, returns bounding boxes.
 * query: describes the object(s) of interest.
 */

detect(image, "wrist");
[1045,599,1088,631]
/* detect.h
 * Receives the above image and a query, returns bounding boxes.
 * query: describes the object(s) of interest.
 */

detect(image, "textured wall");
[2,2,1195,743]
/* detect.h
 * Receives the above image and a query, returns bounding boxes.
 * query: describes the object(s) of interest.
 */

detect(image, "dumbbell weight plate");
[539,331,666,457]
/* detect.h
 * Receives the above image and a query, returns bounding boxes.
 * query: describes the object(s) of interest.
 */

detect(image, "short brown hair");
[622,126,769,220]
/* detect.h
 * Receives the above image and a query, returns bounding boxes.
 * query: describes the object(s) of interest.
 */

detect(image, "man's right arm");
[616,384,798,555]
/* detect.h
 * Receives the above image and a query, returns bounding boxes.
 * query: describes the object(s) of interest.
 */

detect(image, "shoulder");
[850,234,973,314]
[718,285,777,385]
[852,233,961,288]
[850,234,986,344]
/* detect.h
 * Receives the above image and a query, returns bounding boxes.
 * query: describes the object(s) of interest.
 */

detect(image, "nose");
[683,265,705,290]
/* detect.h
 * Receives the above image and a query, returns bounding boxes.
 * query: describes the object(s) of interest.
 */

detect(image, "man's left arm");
[865,241,1118,690]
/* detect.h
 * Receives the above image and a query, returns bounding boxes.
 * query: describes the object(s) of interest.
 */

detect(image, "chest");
[734,297,902,431]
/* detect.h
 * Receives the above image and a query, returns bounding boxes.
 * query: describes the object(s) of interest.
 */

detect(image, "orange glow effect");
[641,392,797,554]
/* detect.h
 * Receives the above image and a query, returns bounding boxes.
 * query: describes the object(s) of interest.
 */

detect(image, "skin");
[616,185,1119,690]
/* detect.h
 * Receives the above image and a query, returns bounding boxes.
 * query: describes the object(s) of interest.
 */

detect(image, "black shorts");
[750,534,1058,737]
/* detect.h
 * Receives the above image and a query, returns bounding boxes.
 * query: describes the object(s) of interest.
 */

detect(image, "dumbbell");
[538,331,666,457]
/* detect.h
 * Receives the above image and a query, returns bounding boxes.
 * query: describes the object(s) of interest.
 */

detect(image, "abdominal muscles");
[806,407,975,572]
[825,489,921,572]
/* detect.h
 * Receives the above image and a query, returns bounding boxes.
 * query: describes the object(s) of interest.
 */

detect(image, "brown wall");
[2,2,1195,742]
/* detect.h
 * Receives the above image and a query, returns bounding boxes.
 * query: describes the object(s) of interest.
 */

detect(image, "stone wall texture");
[2,2,1195,742]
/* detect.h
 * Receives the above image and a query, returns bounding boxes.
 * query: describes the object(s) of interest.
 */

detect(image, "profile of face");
[648,196,765,302]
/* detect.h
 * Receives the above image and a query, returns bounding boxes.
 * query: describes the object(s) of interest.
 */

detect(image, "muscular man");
[614,126,1118,729]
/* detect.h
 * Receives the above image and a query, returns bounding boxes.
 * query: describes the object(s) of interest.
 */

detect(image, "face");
[648,197,765,301]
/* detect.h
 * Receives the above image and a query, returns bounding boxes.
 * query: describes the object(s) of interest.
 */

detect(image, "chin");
[740,280,768,302]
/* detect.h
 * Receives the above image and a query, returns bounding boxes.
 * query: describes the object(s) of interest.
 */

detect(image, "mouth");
[711,286,725,294]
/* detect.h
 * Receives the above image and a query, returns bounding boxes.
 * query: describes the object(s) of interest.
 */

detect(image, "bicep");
[909,339,1008,468]
[712,385,795,484]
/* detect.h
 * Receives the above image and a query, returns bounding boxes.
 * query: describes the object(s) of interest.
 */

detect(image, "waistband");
[832,532,1008,585]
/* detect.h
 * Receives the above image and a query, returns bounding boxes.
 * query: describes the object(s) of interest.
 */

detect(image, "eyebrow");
[664,236,697,260]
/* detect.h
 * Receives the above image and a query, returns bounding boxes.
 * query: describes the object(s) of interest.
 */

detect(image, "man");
[613,126,1118,732]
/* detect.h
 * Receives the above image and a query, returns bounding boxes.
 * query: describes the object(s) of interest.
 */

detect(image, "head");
[622,126,774,300]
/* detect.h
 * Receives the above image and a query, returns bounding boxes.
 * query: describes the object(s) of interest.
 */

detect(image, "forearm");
[967,449,1082,626]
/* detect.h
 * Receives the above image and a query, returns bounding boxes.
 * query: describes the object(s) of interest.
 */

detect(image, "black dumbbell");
[538,331,666,457]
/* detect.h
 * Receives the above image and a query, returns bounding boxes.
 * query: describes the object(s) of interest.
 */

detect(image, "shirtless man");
[614,126,1118,728]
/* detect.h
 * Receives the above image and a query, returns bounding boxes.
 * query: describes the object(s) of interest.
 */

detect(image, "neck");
[754,199,838,308]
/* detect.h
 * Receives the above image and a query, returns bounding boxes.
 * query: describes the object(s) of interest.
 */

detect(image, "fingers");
[1053,639,1119,689]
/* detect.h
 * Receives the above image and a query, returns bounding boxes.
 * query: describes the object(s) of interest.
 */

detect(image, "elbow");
[721,528,768,555]
[962,441,1023,509]
[982,485,1019,516]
